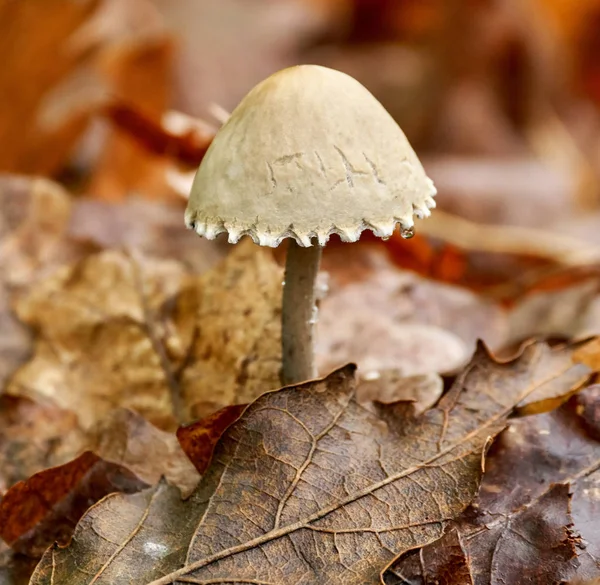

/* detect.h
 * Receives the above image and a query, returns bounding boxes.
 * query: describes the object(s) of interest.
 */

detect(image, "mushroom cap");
[185,64,436,247]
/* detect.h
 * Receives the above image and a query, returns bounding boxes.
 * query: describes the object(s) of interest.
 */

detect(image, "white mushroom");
[185,65,437,385]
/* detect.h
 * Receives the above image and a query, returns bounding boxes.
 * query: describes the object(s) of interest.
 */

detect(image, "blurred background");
[1,0,600,255]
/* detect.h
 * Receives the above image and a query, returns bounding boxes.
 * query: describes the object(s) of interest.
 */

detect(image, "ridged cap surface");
[185,65,436,247]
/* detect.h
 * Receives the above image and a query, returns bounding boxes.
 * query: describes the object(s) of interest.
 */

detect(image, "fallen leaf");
[317,243,503,375]
[357,370,443,416]
[506,280,600,348]
[385,529,473,585]
[0,451,146,557]
[165,239,283,419]
[7,240,282,429]
[387,383,600,584]
[472,484,579,585]
[29,339,594,584]
[7,250,188,430]
[176,404,247,475]
[0,176,94,387]
[86,408,200,497]
[512,338,594,416]
[0,408,199,557]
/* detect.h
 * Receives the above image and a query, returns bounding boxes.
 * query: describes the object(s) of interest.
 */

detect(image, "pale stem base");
[281,241,322,386]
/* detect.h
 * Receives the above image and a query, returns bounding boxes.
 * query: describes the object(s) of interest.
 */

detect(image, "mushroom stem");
[281,240,322,385]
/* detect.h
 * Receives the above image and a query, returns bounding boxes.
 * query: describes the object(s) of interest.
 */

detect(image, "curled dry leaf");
[176,404,247,475]
[85,408,200,497]
[29,339,595,585]
[0,451,146,557]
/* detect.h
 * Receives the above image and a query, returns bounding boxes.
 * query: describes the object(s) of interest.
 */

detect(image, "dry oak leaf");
[388,384,600,584]
[0,451,146,558]
[30,339,595,585]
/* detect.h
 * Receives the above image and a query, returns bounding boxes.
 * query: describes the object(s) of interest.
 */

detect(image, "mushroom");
[185,64,436,386]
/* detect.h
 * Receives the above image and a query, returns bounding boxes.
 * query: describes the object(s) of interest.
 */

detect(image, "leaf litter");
[28,339,598,584]
[3,2,600,581]
[387,383,600,584]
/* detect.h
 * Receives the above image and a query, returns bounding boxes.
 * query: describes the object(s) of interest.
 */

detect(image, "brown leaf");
[103,102,213,167]
[29,340,592,584]
[511,339,595,416]
[7,240,281,429]
[469,484,579,585]
[166,239,283,420]
[0,408,199,557]
[506,280,600,348]
[317,243,502,375]
[387,383,600,584]
[177,404,246,475]
[85,408,200,497]
[0,176,97,387]
[385,529,473,585]
[0,451,146,557]
[7,250,188,430]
